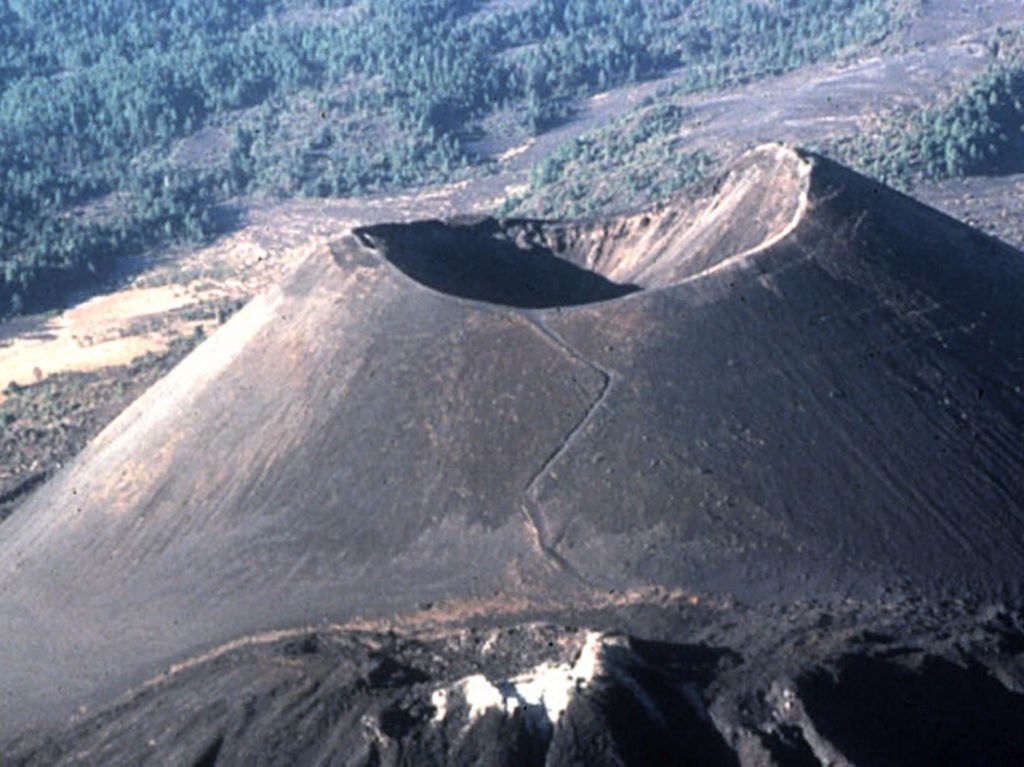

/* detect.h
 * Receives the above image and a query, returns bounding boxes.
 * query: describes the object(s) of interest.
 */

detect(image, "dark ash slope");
[2,145,1024,763]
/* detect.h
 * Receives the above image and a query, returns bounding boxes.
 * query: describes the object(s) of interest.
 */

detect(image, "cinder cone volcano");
[2,145,1024,743]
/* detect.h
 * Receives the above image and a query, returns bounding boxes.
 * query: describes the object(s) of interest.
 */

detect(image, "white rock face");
[432,631,606,729]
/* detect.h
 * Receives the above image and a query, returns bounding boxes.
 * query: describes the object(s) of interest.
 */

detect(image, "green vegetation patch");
[813,32,1024,189]
[502,103,718,218]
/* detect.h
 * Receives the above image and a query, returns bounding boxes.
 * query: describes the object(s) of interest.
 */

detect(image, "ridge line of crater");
[675,145,814,287]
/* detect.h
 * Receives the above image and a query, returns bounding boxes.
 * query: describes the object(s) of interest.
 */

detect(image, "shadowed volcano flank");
[2,144,1024,743]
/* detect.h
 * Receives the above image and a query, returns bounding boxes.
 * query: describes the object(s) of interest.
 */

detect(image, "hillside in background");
[507,15,1024,220]
[0,0,907,317]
